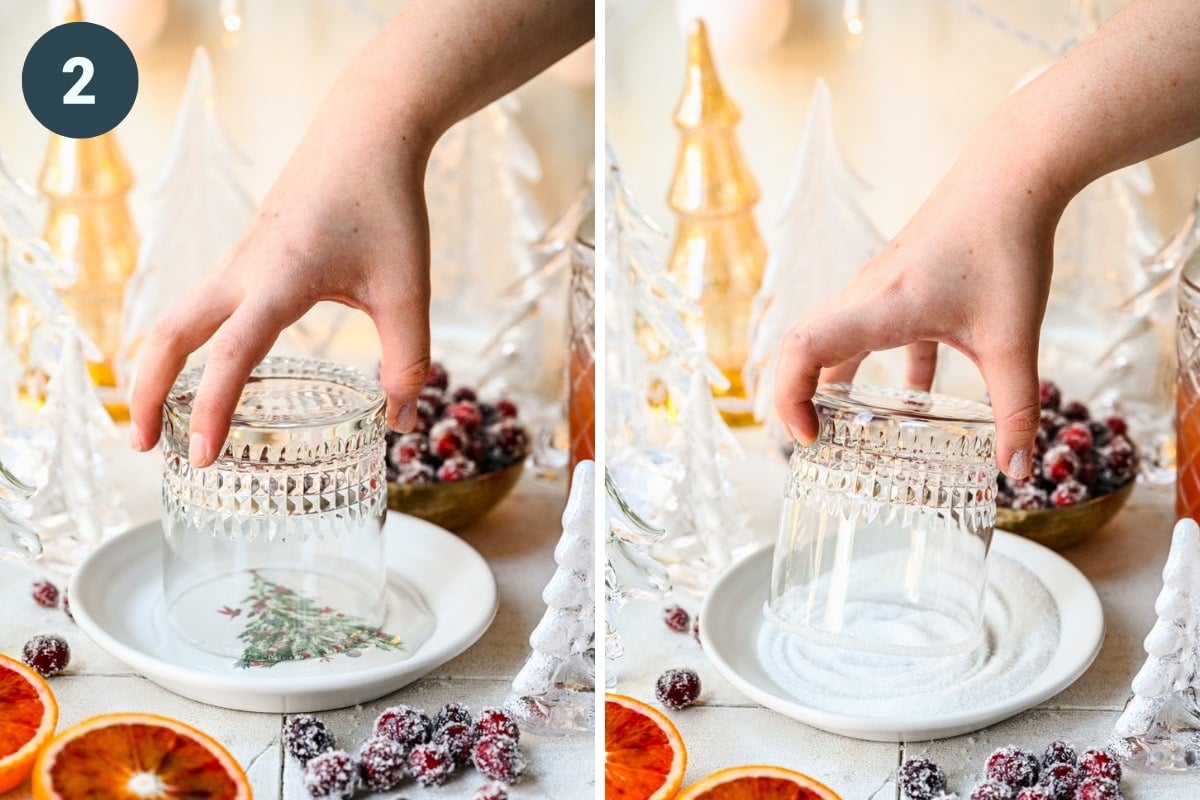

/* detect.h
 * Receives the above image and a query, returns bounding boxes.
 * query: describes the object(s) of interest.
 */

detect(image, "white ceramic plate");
[70,513,498,713]
[699,530,1104,742]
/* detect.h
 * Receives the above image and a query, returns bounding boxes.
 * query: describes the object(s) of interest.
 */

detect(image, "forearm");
[962,0,1200,213]
[319,0,594,157]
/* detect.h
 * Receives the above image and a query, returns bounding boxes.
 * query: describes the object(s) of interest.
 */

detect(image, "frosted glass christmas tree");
[117,46,255,393]
[744,79,885,429]
[29,334,129,572]
[507,460,595,735]
[425,96,553,403]
[1111,518,1200,770]
[655,371,754,593]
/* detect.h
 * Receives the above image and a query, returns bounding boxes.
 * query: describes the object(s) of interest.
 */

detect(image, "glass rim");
[164,356,385,436]
[813,382,994,427]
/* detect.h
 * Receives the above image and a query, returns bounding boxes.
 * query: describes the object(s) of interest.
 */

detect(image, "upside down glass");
[161,357,389,660]
[766,384,998,657]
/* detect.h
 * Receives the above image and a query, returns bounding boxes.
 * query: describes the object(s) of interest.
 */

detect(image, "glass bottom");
[1113,691,1200,772]
[165,566,390,663]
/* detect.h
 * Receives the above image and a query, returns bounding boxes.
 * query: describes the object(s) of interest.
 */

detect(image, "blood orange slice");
[675,765,842,799]
[32,712,251,800]
[605,692,687,800]
[0,653,58,793]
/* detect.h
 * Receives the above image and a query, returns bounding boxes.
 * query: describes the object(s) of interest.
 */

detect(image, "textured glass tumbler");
[161,357,388,660]
[766,384,998,657]
[569,211,596,472]
[1177,249,1200,519]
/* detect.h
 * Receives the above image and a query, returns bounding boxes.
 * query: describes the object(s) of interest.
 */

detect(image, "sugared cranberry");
[1100,438,1136,480]
[375,705,433,748]
[655,668,701,709]
[435,722,475,766]
[1037,763,1081,800]
[357,736,407,791]
[446,400,484,432]
[472,735,525,783]
[897,756,946,800]
[1039,380,1062,411]
[1050,479,1089,508]
[1039,410,1065,439]
[495,399,519,419]
[487,419,528,466]
[284,714,335,764]
[1015,789,1052,800]
[395,460,435,486]
[986,745,1040,788]
[1077,778,1122,800]
[1042,740,1077,768]
[473,781,510,800]
[1104,416,1128,438]
[433,702,472,730]
[970,779,1016,800]
[31,579,59,608]
[408,742,455,787]
[429,419,467,459]
[1012,485,1050,511]
[22,634,69,677]
[424,362,450,390]
[419,386,447,413]
[390,432,428,464]
[415,398,438,432]
[437,456,479,483]
[1054,423,1093,456]
[473,708,520,742]
[663,605,691,633]
[1079,749,1121,782]
[1042,445,1080,483]
[1061,401,1090,422]
[302,750,360,799]
[451,386,478,403]
[1086,420,1112,448]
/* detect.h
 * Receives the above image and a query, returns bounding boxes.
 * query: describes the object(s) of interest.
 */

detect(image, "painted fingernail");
[129,422,144,451]
[1009,449,1030,480]
[188,432,209,467]
[397,403,416,432]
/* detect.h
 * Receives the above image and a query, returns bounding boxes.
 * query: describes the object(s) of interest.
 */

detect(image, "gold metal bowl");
[387,459,525,531]
[996,479,1136,550]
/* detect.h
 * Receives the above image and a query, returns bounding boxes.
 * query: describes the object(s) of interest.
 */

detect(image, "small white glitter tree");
[744,79,885,429]
[117,46,256,393]
[507,460,595,735]
[29,334,129,572]
[1112,517,1200,770]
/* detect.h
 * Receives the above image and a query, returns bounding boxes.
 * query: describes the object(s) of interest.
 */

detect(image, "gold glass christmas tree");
[38,4,138,419]
[667,19,767,426]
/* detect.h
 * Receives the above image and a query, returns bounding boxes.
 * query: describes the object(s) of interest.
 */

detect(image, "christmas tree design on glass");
[227,572,402,669]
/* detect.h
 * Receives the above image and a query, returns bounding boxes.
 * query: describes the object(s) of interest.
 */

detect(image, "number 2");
[62,56,95,105]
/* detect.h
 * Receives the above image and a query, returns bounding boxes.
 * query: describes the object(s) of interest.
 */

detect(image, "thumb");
[978,348,1042,481]
[373,302,431,432]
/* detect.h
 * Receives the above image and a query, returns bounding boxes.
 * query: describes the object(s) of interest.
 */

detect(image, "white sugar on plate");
[757,553,1060,718]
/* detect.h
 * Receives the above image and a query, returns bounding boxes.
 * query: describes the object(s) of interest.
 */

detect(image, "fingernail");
[189,432,209,467]
[396,403,416,432]
[129,422,144,451]
[1009,449,1030,480]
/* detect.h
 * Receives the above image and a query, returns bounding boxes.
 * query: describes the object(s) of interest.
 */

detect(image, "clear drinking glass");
[161,357,389,661]
[766,383,997,657]
[568,211,596,473]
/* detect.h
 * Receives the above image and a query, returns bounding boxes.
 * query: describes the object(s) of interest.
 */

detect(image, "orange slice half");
[32,712,251,800]
[676,764,843,800]
[605,692,687,800]
[0,653,59,793]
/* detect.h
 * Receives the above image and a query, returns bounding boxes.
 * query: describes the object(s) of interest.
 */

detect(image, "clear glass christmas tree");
[507,460,595,735]
[28,333,129,572]
[0,459,40,562]
[117,46,256,393]
[1111,518,1200,770]
[744,79,886,433]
